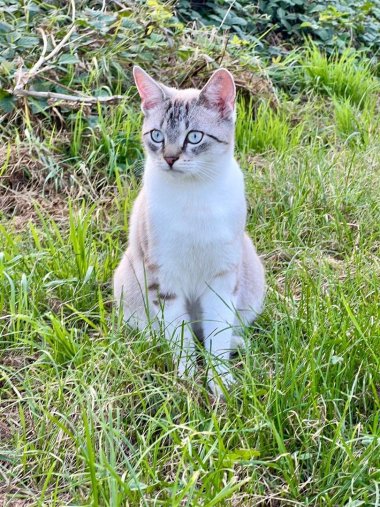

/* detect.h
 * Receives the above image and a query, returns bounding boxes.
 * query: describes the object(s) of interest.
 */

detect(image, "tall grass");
[236,100,304,154]
[2,109,380,505]
[301,44,378,108]
[1,17,380,505]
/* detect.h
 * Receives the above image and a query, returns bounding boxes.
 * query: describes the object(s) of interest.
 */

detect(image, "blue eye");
[151,129,164,143]
[187,131,203,144]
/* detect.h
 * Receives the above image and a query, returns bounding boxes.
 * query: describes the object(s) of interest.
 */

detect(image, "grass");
[301,44,379,108]
[236,100,304,154]
[1,3,380,506]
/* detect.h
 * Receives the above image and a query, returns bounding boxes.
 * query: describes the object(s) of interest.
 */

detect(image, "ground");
[0,3,379,506]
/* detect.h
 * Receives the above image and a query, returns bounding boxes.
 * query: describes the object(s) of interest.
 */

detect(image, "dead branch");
[13,88,124,105]
[13,26,76,93]
[12,0,125,107]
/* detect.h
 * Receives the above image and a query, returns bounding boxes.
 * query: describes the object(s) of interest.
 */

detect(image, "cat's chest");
[151,193,238,246]
[148,195,243,286]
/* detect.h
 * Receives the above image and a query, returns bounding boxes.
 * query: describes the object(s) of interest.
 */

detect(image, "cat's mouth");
[160,159,195,175]
[162,165,185,174]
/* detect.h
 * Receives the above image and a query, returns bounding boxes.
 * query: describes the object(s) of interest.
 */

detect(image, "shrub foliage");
[176,0,380,55]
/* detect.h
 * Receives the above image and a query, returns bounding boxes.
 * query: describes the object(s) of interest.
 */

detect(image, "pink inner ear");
[200,69,236,114]
[133,66,164,110]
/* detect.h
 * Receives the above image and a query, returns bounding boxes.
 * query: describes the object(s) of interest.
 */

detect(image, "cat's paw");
[230,335,246,350]
[208,370,235,399]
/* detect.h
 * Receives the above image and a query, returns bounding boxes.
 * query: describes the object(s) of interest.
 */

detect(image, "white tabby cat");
[114,66,265,395]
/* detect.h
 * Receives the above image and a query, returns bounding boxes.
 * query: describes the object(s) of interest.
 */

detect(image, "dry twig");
[14,89,124,105]
[11,1,125,107]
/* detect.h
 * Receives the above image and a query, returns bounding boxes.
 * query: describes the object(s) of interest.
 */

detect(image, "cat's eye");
[150,129,164,143]
[186,131,204,144]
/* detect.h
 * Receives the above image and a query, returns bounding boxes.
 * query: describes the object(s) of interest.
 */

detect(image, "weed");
[1,3,380,506]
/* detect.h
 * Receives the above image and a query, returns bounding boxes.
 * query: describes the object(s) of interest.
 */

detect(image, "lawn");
[0,2,379,506]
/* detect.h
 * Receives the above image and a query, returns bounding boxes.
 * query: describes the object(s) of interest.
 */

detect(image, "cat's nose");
[164,156,179,167]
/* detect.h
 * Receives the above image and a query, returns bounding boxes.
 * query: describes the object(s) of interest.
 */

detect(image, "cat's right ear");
[133,66,165,111]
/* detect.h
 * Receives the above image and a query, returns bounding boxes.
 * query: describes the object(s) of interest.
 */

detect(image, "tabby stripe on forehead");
[161,98,197,130]
[184,102,190,129]
[160,101,172,127]
[168,101,186,126]
[164,101,172,115]
[168,101,182,127]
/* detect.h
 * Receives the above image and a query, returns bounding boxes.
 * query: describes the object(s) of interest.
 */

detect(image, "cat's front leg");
[201,272,239,396]
[153,292,196,377]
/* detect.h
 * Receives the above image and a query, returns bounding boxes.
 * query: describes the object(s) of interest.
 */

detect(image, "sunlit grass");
[236,99,305,154]
[301,44,379,108]
[1,20,380,507]
[2,121,380,504]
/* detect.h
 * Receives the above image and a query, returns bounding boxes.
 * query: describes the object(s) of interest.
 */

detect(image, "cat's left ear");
[199,68,236,117]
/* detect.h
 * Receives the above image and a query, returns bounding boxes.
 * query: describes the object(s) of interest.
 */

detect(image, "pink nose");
[164,156,179,167]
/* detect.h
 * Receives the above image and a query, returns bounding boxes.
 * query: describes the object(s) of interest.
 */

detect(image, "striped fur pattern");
[114,67,265,396]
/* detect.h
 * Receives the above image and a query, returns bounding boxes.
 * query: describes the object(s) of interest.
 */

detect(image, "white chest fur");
[144,159,246,299]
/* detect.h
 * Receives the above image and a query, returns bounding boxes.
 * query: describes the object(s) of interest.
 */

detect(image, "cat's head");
[133,66,236,178]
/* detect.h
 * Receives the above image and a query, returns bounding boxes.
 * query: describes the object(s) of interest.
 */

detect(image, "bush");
[175,0,380,56]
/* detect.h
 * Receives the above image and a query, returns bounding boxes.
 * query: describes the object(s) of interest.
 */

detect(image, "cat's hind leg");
[114,253,195,375]
[231,234,266,349]
[113,250,157,329]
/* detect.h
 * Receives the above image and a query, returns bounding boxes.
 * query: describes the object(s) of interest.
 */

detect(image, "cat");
[113,66,265,396]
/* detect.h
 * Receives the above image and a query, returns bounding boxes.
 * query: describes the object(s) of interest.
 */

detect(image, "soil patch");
[0,144,69,229]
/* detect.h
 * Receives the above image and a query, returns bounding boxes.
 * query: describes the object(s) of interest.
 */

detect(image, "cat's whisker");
[198,169,216,183]
[195,163,220,182]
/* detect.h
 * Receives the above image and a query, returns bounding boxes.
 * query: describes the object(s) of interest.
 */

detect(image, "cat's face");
[133,66,236,178]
